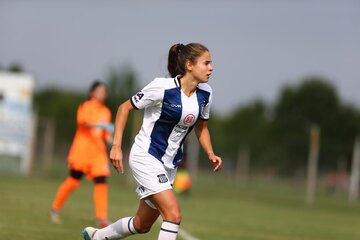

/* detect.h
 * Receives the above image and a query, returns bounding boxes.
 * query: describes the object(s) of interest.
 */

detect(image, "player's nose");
[208,63,213,72]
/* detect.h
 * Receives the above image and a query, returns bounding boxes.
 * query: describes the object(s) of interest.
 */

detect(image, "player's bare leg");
[149,189,181,240]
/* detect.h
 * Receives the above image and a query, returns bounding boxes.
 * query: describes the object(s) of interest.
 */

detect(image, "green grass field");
[1,166,360,240]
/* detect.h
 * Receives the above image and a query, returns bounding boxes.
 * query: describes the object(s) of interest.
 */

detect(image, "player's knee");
[164,210,182,224]
[66,176,81,189]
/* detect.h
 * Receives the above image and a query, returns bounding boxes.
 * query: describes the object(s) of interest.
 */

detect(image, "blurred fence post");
[41,117,56,170]
[235,147,250,184]
[349,136,360,205]
[187,131,199,182]
[23,113,38,175]
[305,124,320,206]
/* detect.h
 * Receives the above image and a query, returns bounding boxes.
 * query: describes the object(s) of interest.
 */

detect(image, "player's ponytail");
[167,43,184,78]
[167,43,209,78]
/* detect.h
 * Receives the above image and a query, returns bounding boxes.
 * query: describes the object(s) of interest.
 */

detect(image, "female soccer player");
[50,81,113,227]
[83,43,222,240]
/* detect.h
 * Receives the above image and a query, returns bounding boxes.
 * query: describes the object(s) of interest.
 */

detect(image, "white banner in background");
[0,71,35,174]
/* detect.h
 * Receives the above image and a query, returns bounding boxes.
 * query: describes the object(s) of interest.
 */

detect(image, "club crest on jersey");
[157,174,169,183]
[183,114,196,125]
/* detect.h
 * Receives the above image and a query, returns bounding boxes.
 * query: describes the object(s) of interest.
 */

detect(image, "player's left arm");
[194,119,222,172]
[103,110,114,144]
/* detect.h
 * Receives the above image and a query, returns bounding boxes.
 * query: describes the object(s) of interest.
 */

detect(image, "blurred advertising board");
[0,71,35,175]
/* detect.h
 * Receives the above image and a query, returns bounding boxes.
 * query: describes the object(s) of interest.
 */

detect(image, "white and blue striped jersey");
[130,76,212,169]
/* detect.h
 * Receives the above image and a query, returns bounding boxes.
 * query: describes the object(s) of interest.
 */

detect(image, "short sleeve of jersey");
[199,83,213,120]
[130,78,164,110]
[77,102,89,124]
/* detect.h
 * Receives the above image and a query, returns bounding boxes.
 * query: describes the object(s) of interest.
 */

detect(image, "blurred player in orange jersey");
[50,81,113,227]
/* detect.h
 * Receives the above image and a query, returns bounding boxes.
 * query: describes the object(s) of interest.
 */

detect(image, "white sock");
[158,221,179,240]
[94,216,137,240]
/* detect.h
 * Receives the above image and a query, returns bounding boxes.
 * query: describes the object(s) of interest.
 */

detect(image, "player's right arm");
[110,100,134,174]
[195,119,222,172]
[110,79,163,173]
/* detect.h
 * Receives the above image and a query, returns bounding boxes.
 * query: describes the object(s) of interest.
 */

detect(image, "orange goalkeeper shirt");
[67,98,112,176]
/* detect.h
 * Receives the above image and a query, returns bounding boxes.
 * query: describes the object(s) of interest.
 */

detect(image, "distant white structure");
[349,137,360,205]
[0,71,36,175]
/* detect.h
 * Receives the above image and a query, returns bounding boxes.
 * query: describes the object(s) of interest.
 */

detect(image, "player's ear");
[185,59,193,72]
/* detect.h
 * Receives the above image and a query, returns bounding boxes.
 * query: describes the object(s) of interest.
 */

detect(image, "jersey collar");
[174,75,182,88]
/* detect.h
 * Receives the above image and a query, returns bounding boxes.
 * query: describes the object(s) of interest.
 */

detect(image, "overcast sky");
[0,0,359,114]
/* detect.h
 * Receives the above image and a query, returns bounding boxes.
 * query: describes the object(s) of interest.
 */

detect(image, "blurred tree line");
[211,78,360,176]
[32,65,360,176]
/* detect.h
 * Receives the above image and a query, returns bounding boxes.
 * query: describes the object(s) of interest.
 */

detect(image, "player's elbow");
[118,100,134,114]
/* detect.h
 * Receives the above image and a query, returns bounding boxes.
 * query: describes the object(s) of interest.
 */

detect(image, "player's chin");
[201,76,210,83]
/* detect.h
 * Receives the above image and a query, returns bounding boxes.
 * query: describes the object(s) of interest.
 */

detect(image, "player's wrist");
[207,151,215,158]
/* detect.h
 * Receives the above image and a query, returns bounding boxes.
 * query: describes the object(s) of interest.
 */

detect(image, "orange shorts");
[68,158,110,179]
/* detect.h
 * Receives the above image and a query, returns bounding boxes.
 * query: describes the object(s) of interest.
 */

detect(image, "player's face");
[92,85,107,103]
[190,51,213,83]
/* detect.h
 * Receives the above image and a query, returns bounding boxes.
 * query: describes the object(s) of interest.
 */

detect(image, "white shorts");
[129,143,177,199]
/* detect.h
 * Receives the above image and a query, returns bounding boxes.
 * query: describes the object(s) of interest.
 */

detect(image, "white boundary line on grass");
[178,228,200,240]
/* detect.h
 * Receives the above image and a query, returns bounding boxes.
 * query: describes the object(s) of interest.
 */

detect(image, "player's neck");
[179,75,197,97]
[90,97,104,105]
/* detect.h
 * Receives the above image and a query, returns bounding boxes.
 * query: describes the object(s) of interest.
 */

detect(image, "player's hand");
[109,145,124,174]
[209,153,222,172]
